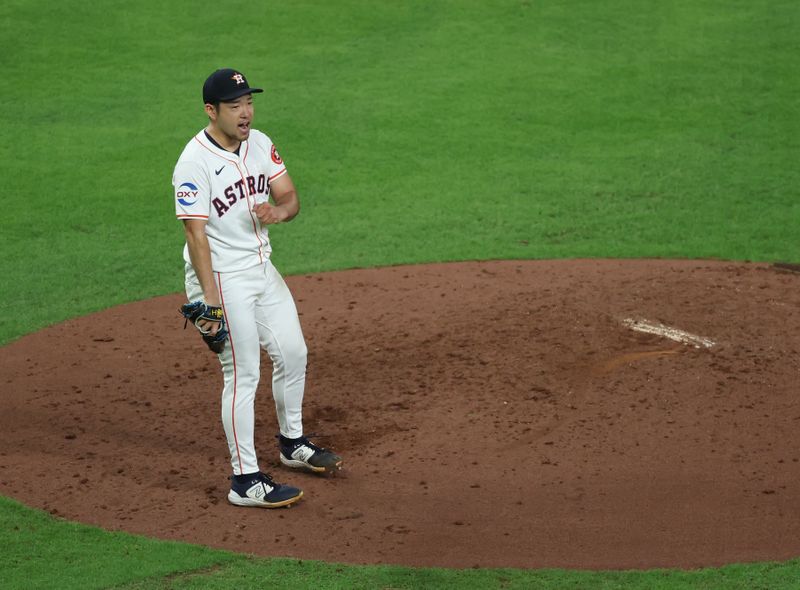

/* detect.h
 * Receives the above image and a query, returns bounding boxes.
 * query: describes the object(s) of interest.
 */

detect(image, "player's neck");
[205,125,241,153]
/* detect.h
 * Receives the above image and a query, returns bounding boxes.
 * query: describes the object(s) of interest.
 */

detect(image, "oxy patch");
[176,182,200,206]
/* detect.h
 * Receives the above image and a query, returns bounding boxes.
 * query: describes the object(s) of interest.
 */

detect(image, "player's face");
[213,94,254,143]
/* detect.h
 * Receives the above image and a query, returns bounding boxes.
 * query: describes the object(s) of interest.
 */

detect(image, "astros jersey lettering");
[174,129,286,272]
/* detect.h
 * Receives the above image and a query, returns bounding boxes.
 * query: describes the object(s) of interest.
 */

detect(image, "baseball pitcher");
[173,68,342,509]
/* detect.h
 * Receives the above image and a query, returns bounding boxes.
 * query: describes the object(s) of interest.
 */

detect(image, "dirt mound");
[1,260,799,569]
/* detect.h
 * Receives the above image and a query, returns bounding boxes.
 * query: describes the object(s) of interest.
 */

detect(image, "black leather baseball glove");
[180,301,228,354]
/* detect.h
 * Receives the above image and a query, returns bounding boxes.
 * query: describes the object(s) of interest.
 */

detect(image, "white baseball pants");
[185,259,307,475]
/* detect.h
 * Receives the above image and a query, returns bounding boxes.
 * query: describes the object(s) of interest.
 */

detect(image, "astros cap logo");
[232,73,245,85]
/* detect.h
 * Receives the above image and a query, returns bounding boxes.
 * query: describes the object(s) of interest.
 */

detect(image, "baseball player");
[173,68,342,509]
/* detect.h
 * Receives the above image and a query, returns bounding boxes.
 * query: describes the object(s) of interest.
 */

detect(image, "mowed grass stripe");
[2,0,798,340]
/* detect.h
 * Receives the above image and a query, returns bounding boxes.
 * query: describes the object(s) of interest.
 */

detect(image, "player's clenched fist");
[254,202,289,224]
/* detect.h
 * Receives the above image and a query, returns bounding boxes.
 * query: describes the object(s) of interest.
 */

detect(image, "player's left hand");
[254,202,289,225]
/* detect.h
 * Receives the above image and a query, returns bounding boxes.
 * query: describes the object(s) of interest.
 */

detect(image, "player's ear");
[204,102,217,121]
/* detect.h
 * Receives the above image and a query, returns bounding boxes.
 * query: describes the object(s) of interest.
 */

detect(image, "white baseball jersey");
[173,129,287,272]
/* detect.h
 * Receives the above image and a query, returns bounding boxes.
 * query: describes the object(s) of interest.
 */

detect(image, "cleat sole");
[280,454,343,473]
[227,490,303,508]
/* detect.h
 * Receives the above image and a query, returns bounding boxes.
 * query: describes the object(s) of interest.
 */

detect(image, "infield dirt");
[1,260,799,569]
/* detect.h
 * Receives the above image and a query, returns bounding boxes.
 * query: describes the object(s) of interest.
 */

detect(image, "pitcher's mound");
[1,259,799,570]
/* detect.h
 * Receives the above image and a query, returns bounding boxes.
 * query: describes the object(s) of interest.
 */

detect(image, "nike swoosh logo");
[215,167,224,175]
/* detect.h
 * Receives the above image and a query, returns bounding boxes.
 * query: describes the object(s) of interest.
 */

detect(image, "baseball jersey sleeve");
[173,161,211,220]
[265,137,287,183]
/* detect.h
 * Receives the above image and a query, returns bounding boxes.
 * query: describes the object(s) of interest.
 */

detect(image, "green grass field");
[1,0,798,587]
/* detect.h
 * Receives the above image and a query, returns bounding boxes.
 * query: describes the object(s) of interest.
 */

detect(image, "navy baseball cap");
[203,68,263,103]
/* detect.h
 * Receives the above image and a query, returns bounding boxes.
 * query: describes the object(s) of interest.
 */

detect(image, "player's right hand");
[196,298,222,334]
[254,202,288,225]
[196,317,221,336]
